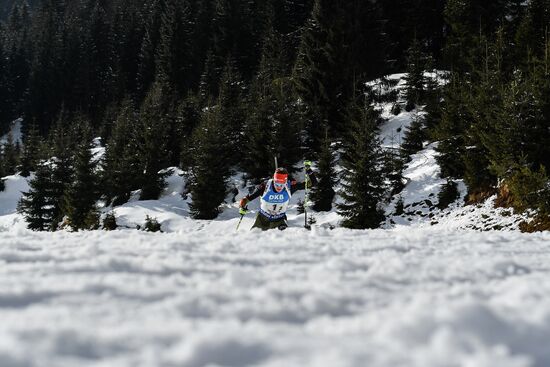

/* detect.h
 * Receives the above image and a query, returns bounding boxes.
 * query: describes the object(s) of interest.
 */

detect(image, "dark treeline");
[1,0,549,231]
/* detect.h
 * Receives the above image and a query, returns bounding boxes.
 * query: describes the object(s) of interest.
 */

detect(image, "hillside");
[0,73,545,367]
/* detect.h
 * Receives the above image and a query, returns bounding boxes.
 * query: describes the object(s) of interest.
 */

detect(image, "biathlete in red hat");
[238,161,316,230]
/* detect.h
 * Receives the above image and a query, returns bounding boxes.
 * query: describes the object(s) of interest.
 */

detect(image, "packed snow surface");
[1,228,550,367]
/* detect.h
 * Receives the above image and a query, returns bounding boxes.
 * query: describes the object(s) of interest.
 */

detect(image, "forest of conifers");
[0,0,549,231]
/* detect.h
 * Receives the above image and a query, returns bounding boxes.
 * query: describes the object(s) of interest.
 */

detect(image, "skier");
[238,162,317,230]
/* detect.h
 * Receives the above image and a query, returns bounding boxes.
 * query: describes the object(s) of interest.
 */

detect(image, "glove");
[304,160,312,168]
[239,198,249,215]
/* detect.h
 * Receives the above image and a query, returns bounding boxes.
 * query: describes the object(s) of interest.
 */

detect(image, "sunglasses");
[274,181,286,188]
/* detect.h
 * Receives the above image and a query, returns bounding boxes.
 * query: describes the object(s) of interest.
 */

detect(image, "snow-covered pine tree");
[189,107,231,219]
[17,161,56,231]
[311,128,336,211]
[62,139,100,231]
[338,103,386,229]
[45,113,90,229]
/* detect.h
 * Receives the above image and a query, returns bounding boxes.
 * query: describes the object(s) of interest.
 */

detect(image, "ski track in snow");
[1,228,550,367]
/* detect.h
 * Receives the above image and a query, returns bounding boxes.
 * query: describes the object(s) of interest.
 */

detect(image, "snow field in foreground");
[1,228,550,367]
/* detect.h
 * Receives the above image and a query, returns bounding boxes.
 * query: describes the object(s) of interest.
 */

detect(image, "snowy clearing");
[0,72,542,366]
[1,228,550,367]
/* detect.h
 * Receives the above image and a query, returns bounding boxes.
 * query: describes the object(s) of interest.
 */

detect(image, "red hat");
[273,167,288,184]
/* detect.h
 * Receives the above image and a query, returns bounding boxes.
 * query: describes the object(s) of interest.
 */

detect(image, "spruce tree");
[136,0,163,102]
[294,0,387,148]
[515,0,550,64]
[63,140,100,231]
[403,37,429,110]
[243,85,274,182]
[20,123,42,177]
[433,74,469,179]
[338,103,386,229]
[17,161,56,231]
[102,98,143,206]
[0,151,5,191]
[2,132,19,175]
[155,0,193,95]
[44,113,83,229]
[74,0,116,126]
[401,115,427,161]
[0,34,13,131]
[177,93,202,170]
[217,58,247,166]
[137,82,172,201]
[311,129,336,212]
[244,26,302,180]
[25,0,66,132]
[189,107,232,219]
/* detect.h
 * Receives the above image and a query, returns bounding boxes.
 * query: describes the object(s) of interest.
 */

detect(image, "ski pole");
[236,206,247,231]
[304,168,310,228]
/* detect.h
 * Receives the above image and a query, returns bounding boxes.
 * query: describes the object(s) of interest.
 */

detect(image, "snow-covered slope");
[1,228,550,366]
[1,74,545,366]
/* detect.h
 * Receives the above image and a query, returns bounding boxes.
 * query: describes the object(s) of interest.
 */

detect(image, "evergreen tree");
[17,161,56,231]
[401,115,427,161]
[2,132,19,175]
[311,129,336,211]
[243,85,274,182]
[423,73,443,134]
[338,103,386,229]
[102,98,143,206]
[155,0,193,95]
[0,144,5,191]
[244,26,302,180]
[462,36,505,193]
[44,112,84,229]
[294,0,387,149]
[136,0,164,102]
[433,75,470,179]
[20,123,42,177]
[137,81,171,200]
[0,32,13,131]
[26,0,66,133]
[443,0,509,72]
[189,107,232,219]
[217,58,247,166]
[73,0,116,126]
[403,37,430,109]
[177,93,202,170]
[63,140,100,231]
[381,0,446,71]
[3,2,31,126]
[515,0,550,64]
